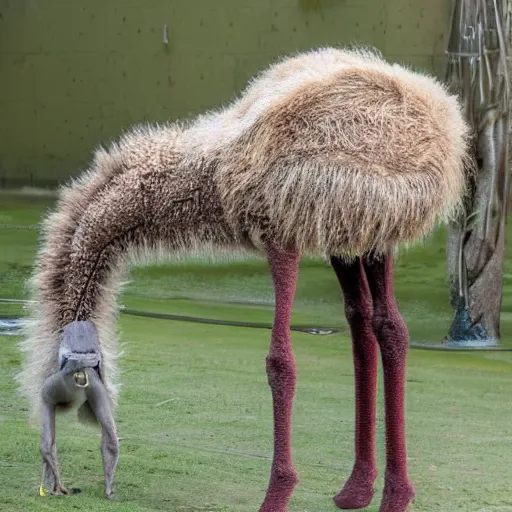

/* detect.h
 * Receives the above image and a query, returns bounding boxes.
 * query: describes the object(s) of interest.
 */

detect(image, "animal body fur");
[17,46,470,510]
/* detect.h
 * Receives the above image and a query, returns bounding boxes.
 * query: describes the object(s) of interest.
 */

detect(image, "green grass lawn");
[1,193,512,511]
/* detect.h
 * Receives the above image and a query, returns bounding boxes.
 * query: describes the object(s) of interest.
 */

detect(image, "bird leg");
[331,256,378,509]
[363,253,415,512]
[259,244,300,512]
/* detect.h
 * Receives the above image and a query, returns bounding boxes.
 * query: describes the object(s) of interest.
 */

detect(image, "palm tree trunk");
[445,0,511,346]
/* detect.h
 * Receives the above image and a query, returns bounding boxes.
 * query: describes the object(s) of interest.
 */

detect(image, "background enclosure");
[0,0,449,187]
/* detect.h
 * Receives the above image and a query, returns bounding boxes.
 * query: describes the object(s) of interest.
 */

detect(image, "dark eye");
[59,356,68,370]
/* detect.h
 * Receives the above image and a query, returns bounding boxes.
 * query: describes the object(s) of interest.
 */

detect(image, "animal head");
[58,320,101,377]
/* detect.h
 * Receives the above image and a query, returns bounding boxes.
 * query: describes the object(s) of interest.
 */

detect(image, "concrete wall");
[0,0,451,187]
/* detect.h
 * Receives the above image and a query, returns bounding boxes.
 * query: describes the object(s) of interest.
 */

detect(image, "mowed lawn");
[1,193,512,512]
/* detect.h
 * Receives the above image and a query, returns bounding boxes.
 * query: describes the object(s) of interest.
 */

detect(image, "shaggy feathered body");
[17,47,469,427]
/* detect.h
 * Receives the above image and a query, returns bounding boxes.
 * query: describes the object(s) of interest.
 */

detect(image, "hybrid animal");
[18,47,470,512]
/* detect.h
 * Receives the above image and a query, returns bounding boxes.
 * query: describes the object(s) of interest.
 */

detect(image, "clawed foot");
[52,483,69,495]
[333,463,378,510]
[379,472,415,512]
[50,485,81,496]
[106,487,117,500]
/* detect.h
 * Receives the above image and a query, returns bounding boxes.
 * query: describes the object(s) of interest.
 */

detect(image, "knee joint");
[266,355,296,388]
[107,441,119,459]
[271,467,299,489]
[372,311,409,359]
[102,433,119,462]
[345,303,369,324]
[344,303,371,326]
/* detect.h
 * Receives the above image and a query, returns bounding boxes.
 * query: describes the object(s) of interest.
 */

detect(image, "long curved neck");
[41,163,231,329]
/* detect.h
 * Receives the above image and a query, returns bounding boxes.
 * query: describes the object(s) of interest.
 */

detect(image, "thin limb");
[85,369,119,498]
[330,256,378,509]
[363,253,415,512]
[40,367,84,495]
[259,245,300,512]
[40,402,68,495]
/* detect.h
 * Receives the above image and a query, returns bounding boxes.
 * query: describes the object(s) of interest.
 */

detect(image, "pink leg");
[331,256,378,509]
[363,253,415,512]
[259,245,300,512]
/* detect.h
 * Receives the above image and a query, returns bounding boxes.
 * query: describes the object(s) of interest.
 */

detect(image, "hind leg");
[331,256,378,509]
[40,403,69,495]
[363,253,415,512]
[85,370,119,498]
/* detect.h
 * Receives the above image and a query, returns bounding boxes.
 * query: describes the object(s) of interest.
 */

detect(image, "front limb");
[84,369,119,498]
[40,370,74,495]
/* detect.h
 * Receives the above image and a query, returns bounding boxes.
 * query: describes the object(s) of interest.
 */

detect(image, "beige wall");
[0,0,451,187]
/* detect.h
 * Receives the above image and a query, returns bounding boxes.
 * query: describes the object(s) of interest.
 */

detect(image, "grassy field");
[1,193,512,512]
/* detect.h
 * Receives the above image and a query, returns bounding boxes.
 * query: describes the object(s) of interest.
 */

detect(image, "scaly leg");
[85,370,119,498]
[363,253,415,512]
[259,245,300,512]
[331,256,378,509]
